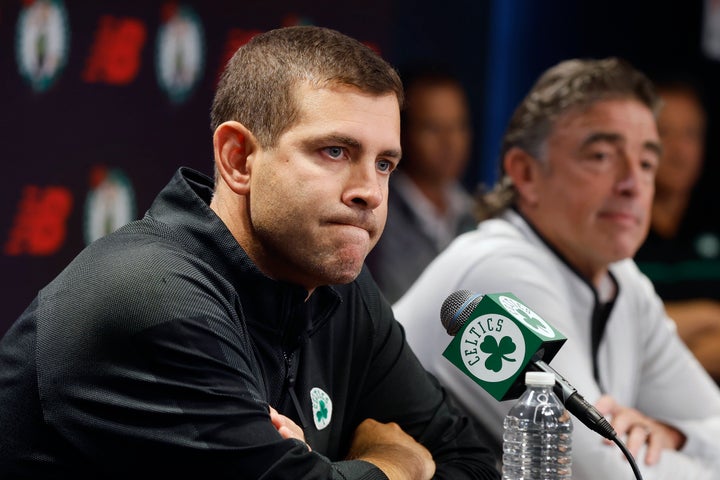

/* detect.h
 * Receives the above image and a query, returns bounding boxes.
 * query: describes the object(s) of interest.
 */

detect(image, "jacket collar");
[147,167,341,339]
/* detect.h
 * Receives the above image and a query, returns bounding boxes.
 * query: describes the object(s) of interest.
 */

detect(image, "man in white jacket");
[394,57,720,480]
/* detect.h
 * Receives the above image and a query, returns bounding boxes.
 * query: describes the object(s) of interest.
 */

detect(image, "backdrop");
[2,0,718,336]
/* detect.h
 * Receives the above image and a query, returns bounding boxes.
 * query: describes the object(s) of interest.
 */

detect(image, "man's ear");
[213,121,259,195]
[503,146,541,206]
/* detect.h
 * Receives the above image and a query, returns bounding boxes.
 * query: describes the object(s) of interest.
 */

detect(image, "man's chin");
[325,262,365,286]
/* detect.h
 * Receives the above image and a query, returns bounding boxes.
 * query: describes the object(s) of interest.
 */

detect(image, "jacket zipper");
[284,350,308,429]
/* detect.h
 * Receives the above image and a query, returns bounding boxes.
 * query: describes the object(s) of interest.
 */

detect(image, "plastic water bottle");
[502,371,573,479]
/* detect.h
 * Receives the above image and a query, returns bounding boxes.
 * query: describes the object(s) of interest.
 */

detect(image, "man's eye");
[641,157,659,172]
[377,159,394,173]
[324,146,345,159]
[591,151,612,161]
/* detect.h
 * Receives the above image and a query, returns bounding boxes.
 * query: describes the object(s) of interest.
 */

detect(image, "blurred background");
[2,0,718,336]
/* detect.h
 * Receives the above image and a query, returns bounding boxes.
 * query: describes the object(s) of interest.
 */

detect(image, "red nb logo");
[4,186,73,256]
[83,15,147,85]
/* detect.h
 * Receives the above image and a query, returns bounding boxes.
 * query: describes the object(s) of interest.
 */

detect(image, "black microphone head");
[440,289,483,336]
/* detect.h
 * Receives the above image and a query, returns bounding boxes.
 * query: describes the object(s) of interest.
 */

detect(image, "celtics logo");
[460,313,525,383]
[498,295,556,338]
[310,387,332,431]
[155,4,205,104]
[15,0,70,92]
[84,167,136,245]
[444,292,566,401]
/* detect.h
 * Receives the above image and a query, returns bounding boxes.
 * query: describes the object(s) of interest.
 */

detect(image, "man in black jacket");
[0,26,500,479]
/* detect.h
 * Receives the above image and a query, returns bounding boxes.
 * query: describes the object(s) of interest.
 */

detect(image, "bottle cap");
[525,371,555,386]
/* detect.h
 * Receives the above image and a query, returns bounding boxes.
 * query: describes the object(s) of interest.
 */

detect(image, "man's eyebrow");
[580,132,662,157]
[580,132,623,148]
[309,133,401,159]
[643,140,663,158]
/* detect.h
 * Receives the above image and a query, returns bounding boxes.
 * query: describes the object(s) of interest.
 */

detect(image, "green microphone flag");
[442,292,567,401]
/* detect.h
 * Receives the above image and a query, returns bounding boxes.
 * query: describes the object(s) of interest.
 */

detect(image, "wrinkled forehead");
[546,98,661,155]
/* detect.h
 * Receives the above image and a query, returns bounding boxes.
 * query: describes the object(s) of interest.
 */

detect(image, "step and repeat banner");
[5,1,712,338]
[0,0,397,335]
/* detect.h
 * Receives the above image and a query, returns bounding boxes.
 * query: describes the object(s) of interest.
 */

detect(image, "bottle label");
[534,392,559,429]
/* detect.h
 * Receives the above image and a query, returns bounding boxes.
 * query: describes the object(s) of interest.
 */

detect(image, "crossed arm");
[269,406,436,480]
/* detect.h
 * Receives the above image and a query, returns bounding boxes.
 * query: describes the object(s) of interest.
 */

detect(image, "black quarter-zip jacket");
[0,167,500,479]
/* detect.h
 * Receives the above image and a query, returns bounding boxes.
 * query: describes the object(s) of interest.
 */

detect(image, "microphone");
[440,289,616,440]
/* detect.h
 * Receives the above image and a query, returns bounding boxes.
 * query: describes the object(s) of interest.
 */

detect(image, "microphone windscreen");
[440,290,483,336]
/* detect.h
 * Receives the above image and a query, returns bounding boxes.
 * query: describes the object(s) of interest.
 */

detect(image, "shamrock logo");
[499,295,556,338]
[480,335,517,372]
[316,400,328,423]
[516,310,545,332]
[310,387,332,430]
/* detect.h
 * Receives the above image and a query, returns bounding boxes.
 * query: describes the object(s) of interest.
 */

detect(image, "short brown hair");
[210,25,403,149]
